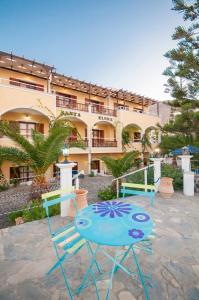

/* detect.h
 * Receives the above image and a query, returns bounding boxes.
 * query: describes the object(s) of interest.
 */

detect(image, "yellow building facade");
[0,51,160,182]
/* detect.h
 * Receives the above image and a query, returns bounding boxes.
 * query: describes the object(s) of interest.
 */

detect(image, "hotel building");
[0,51,161,182]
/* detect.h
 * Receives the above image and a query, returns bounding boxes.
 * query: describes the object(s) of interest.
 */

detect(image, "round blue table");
[75,201,154,300]
[75,200,153,246]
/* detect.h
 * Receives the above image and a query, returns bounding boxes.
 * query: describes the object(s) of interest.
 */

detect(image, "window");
[133,132,141,142]
[9,77,44,91]
[19,122,36,138]
[85,99,104,113]
[10,166,34,182]
[114,103,129,110]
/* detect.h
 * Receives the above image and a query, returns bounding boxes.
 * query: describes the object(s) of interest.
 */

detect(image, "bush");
[88,171,94,177]
[127,163,183,190]
[0,183,9,191]
[8,198,60,224]
[10,178,20,187]
[97,186,116,200]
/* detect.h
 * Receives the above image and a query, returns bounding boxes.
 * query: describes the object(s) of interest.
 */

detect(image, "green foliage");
[10,178,20,187]
[127,164,183,190]
[159,104,199,153]
[88,171,95,177]
[0,183,9,191]
[122,129,131,150]
[97,186,116,200]
[8,199,60,224]
[0,117,84,186]
[101,151,139,179]
[164,0,199,100]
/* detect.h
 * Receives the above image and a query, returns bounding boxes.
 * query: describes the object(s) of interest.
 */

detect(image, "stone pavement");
[0,192,199,300]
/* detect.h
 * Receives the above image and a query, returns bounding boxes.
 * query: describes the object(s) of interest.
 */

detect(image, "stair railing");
[112,164,155,198]
[72,170,84,190]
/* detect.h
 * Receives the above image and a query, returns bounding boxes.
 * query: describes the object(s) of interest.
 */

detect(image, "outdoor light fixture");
[24,114,30,120]
[154,147,161,158]
[62,143,69,163]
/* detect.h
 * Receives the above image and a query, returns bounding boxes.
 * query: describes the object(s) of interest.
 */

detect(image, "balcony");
[92,138,117,147]
[56,96,89,112]
[68,137,88,148]
[91,104,117,117]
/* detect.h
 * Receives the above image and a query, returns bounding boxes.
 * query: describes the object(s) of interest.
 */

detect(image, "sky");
[0,0,184,101]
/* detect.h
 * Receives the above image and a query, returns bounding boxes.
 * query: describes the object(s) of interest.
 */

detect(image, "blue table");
[75,201,154,300]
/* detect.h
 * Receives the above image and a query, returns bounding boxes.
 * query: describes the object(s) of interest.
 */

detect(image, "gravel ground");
[0,175,112,229]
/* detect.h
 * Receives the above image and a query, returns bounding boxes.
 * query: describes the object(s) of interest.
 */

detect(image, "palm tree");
[140,132,152,166]
[0,117,84,187]
[101,151,139,192]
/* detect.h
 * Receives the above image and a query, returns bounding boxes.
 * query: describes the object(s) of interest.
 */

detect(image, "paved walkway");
[0,193,199,299]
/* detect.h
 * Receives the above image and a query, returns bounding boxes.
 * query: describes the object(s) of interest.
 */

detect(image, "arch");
[63,115,88,127]
[123,123,142,131]
[144,125,158,133]
[92,120,116,129]
[0,107,50,120]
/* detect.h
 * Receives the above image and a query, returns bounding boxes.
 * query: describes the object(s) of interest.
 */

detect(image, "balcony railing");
[68,137,88,147]
[91,104,117,117]
[56,96,89,112]
[0,77,46,92]
[92,138,117,147]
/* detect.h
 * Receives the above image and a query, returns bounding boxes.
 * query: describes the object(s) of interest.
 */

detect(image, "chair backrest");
[42,189,77,236]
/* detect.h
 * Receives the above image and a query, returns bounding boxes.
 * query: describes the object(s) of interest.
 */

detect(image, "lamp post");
[62,143,69,163]
[56,142,77,217]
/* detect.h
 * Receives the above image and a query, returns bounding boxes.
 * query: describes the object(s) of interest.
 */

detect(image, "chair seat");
[52,224,86,254]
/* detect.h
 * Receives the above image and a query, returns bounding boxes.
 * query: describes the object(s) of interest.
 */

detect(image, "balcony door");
[92,129,104,147]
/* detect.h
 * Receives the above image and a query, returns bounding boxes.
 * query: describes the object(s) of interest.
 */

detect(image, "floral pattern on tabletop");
[92,201,132,218]
[76,218,91,228]
[132,213,150,222]
[128,228,144,239]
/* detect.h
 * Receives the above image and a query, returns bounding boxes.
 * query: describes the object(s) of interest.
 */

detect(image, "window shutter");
[9,121,20,132]
[36,123,44,133]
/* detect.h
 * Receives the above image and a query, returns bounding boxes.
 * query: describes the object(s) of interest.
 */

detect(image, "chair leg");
[132,247,151,300]
[54,246,74,300]
[77,244,100,296]
[46,252,68,275]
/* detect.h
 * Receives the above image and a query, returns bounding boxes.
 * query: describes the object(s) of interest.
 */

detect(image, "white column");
[150,158,164,190]
[178,155,193,172]
[56,162,77,217]
[183,171,194,196]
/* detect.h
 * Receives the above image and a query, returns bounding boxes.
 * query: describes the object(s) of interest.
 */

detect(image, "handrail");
[112,164,154,181]
[113,164,155,198]
[72,170,84,189]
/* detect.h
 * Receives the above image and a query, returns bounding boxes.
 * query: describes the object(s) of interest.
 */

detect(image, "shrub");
[0,183,9,191]
[97,186,116,200]
[127,163,183,190]
[8,198,60,224]
[88,171,95,177]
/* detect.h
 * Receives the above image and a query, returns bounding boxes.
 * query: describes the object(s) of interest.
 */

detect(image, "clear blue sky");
[0,0,183,101]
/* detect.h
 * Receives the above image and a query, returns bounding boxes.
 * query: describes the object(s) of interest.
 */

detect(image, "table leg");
[77,243,100,298]
[132,246,151,300]
[105,249,120,300]
[114,245,133,274]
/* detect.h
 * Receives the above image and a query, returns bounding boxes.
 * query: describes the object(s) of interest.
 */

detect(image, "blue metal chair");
[42,189,100,300]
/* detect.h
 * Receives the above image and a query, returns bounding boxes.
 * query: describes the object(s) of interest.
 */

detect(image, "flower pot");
[68,189,88,217]
[15,217,24,225]
[158,177,174,198]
